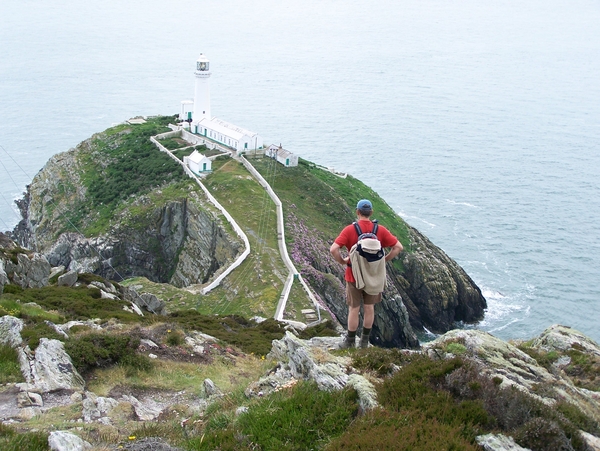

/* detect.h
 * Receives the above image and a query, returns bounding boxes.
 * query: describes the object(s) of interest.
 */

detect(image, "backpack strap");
[353,220,378,237]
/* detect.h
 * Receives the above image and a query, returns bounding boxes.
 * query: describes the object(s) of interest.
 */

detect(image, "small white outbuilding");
[266,144,298,167]
[184,150,212,174]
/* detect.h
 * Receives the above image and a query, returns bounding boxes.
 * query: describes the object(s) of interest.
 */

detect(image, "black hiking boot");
[339,334,356,349]
[359,334,370,348]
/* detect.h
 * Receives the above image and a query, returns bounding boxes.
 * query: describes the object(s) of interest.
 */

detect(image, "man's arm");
[384,240,403,262]
[330,242,349,265]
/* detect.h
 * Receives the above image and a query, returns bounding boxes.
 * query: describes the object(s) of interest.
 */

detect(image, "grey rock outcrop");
[122,394,163,421]
[82,391,118,423]
[20,338,85,392]
[15,139,243,288]
[57,270,78,287]
[476,433,531,451]
[248,332,379,412]
[0,315,24,347]
[399,224,487,334]
[123,287,166,315]
[0,259,8,294]
[423,327,600,424]
[3,252,51,288]
[203,378,223,398]
[48,430,92,451]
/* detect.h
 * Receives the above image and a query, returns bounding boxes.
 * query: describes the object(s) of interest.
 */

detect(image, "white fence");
[150,136,250,295]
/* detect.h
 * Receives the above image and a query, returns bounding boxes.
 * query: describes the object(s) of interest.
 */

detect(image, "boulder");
[48,430,92,451]
[57,270,78,287]
[82,391,118,423]
[476,433,531,451]
[123,287,166,315]
[203,378,223,398]
[22,338,85,392]
[249,332,379,412]
[17,391,44,408]
[0,315,24,347]
[122,394,163,421]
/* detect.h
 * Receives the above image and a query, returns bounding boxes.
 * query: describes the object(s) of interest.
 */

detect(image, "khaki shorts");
[346,282,382,308]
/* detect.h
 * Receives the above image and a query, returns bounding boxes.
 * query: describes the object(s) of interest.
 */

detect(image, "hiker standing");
[329,199,403,348]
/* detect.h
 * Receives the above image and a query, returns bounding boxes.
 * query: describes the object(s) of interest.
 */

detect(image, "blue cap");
[357,199,372,211]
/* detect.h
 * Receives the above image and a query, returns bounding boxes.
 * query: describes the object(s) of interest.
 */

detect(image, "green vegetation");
[52,115,187,236]
[168,310,286,355]
[518,341,600,392]
[64,333,152,376]
[0,344,24,384]
[184,381,358,450]
[0,424,48,451]
[250,157,409,278]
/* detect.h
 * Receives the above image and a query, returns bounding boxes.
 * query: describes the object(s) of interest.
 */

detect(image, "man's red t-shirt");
[334,219,398,283]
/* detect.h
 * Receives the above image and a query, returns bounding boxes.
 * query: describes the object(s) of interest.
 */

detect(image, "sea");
[1,0,599,343]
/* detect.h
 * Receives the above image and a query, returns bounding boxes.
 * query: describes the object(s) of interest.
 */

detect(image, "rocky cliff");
[8,118,486,348]
[11,129,242,289]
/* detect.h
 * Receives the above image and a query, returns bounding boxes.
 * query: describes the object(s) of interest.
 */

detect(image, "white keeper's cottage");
[183,150,212,174]
[180,54,263,152]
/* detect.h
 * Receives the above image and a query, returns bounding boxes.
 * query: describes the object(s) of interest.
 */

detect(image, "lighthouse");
[193,54,211,122]
[179,54,263,152]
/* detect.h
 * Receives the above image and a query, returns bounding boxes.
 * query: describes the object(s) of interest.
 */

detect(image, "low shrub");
[167,311,286,355]
[0,424,48,451]
[326,409,481,451]
[514,417,573,451]
[1,285,141,323]
[0,344,24,384]
[64,333,151,375]
[165,329,184,347]
[187,381,358,451]
[351,347,408,377]
[298,319,338,339]
[20,322,64,350]
[2,284,23,295]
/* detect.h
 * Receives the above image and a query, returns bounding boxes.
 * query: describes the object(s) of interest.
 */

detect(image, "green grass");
[184,381,358,451]
[0,424,48,451]
[251,157,409,278]
[1,285,141,324]
[199,158,293,317]
[0,344,24,384]
[48,115,187,237]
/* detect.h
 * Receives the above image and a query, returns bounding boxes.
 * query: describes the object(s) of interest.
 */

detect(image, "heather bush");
[20,321,64,350]
[167,311,285,355]
[378,355,491,441]
[326,409,481,451]
[0,344,24,384]
[515,417,574,451]
[185,381,358,451]
[298,319,338,340]
[64,333,151,375]
[351,346,409,377]
[1,285,141,323]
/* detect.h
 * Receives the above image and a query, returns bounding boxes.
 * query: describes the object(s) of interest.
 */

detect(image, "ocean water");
[1,0,599,342]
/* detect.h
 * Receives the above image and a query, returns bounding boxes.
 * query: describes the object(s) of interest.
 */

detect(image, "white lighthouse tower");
[193,54,211,122]
[180,53,263,152]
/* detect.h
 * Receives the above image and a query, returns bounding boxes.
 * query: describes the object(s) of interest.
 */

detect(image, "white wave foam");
[445,199,478,208]
[396,210,436,228]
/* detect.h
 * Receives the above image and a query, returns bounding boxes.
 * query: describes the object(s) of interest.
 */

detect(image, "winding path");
[151,129,321,325]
